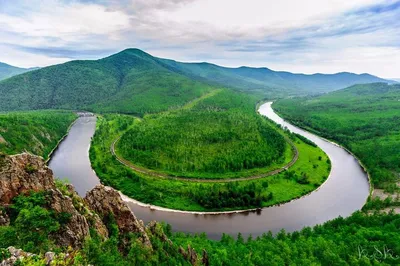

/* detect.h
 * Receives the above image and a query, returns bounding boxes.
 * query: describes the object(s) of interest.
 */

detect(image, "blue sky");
[0,0,399,78]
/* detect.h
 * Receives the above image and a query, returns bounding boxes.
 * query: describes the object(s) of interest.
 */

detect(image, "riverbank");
[48,102,369,237]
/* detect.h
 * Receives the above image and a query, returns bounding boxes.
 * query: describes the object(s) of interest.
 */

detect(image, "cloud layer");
[0,0,399,77]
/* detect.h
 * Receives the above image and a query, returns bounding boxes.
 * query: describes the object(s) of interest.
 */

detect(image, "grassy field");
[90,111,330,211]
[273,83,400,193]
[0,110,77,159]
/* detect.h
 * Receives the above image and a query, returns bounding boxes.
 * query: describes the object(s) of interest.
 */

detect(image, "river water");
[49,102,370,239]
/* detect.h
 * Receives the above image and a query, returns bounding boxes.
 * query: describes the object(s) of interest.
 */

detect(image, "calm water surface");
[49,103,370,239]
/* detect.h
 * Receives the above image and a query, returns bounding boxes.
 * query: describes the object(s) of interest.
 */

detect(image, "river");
[49,102,370,239]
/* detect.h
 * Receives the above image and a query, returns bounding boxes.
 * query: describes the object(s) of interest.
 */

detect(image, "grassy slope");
[273,83,400,189]
[116,90,291,179]
[0,111,77,159]
[90,111,330,211]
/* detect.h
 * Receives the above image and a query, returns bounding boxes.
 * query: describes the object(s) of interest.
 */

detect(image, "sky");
[0,0,399,78]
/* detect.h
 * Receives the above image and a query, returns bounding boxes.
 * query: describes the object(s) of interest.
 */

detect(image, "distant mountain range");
[0,48,395,112]
[0,62,39,81]
[158,58,395,95]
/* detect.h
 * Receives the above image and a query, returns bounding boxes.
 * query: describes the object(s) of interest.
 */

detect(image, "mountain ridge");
[0,62,39,81]
[0,48,394,112]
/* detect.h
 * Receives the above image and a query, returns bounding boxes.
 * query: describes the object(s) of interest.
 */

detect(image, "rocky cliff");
[0,153,207,265]
[0,153,55,204]
[0,153,146,249]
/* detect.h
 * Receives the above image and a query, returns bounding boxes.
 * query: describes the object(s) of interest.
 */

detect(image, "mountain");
[0,48,393,113]
[0,62,38,81]
[159,58,394,94]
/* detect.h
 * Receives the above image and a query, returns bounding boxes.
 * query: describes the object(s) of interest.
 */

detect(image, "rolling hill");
[0,62,38,81]
[0,48,393,113]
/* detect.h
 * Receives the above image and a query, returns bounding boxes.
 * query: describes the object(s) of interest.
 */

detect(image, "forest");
[1,188,399,265]
[90,107,330,211]
[172,211,400,265]
[117,90,288,179]
[0,111,76,159]
[273,83,400,191]
[0,49,214,115]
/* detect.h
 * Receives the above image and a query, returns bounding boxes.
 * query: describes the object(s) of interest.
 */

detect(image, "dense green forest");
[2,48,398,265]
[1,187,399,265]
[0,49,214,114]
[90,110,329,211]
[160,58,393,95]
[273,83,400,191]
[172,211,400,265]
[0,62,37,81]
[0,111,76,159]
[117,90,289,178]
[0,49,393,113]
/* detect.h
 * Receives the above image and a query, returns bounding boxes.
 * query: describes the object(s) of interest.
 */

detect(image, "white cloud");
[0,0,131,45]
[0,45,70,68]
[0,0,399,78]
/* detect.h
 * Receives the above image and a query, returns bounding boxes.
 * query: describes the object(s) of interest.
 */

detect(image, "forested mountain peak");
[0,48,394,113]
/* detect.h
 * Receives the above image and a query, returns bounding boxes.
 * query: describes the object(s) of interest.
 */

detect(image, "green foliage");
[274,83,400,188]
[172,212,400,265]
[0,49,391,113]
[190,182,273,209]
[0,191,75,253]
[159,58,392,96]
[117,90,287,178]
[0,110,76,159]
[0,248,11,261]
[0,49,213,115]
[292,133,317,147]
[90,110,330,211]
[0,62,36,81]
[0,192,192,265]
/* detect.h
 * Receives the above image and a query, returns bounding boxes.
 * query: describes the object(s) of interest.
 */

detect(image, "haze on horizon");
[0,0,399,78]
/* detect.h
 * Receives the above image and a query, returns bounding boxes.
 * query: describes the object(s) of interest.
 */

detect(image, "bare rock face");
[179,245,198,265]
[0,209,9,226]
[0,153,107,248]
[84,185,152,248]
[147,220,172,245]
[47,189,91,248]
[0,153,55,204]
[202,250,209,266]
[0,247,35,266]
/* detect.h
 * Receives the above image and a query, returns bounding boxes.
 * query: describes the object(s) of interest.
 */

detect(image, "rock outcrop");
[0,247,73,266]
[0,247,34,266]
[85,185,152,248]
[147,220,172,245]
[179,245,198,265]
[0,153,107,248]
[0,153,209,265]
[0,153,55,204]
[0,210,9,226]
[47,189,91,248]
